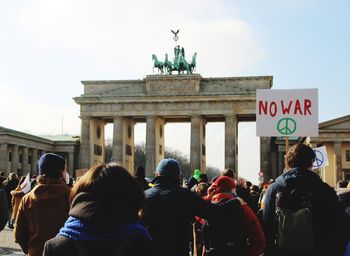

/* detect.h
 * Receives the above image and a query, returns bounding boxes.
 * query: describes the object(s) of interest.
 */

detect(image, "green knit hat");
[193,169,201,181]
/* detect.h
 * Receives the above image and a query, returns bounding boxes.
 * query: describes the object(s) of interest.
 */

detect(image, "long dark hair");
[71,163,145,222]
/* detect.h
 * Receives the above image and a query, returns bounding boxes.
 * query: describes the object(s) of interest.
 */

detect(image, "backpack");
[275,185,314,253]
[203,199,246,256]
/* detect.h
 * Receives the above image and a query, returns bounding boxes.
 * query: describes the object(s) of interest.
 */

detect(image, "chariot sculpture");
[152,30,197,75]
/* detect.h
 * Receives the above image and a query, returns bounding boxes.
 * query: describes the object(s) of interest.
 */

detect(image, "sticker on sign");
[256,89,318,137]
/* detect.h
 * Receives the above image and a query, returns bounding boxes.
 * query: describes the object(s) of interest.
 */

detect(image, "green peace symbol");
[277,118,297,135]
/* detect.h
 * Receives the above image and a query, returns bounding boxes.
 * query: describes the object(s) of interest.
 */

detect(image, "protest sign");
[256,89,318,137]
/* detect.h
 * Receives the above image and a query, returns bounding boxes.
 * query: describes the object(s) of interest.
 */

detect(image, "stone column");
[0,144,8,174]
[260,137,272,182]
[79,117,91,169]
[12,145,19,174]
[145,116,156,177]
[31,148,38,175]
[68,152,74,174]
[225,115,238,172]
[190,115,206,172]
[112,117,124,164]
[22,147,29,175]
[334,142,343,184]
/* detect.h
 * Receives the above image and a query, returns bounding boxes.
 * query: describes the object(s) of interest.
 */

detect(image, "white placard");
[312,146,329,169]
[256,89,318,137]
[20,173,31,194]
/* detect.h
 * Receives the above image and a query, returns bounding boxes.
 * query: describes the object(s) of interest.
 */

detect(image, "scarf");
[58,216,151,241]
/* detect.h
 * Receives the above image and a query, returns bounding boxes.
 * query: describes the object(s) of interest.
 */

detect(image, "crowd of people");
[0,143,349,256]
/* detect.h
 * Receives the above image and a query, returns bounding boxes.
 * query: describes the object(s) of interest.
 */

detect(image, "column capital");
[113,116,124,121]
[80,116,91,121]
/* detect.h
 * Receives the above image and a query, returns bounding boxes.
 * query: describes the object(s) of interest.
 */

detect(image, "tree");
[104,141,220,180]
[105,138,113,163]
[134,143,146,171]
[165,148,191,178]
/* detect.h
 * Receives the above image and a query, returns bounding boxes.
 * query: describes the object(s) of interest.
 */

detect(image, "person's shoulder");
[144,184,161,198]
[44,235,75,256]
[20,190,33,204]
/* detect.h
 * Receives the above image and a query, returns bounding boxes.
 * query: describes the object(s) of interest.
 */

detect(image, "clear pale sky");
[1,0,349,183]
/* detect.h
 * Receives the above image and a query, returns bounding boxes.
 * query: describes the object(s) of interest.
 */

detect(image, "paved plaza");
[0,227,24,256]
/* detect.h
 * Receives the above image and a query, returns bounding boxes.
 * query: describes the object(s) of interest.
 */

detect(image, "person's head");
[211,176,219,184]
[8,172,17,180]
[199,173,209,184]
[70,163,145,223]
[38,153,66,179]
[156,158,181,179]
[286,143,316,170]
[337,180,348,189]
[16,176,26,189]
[195,182,209,198]
[250,185,259,193]
[245,181,252,190]
[212,176,236,194]
[236,177,246,187]
[135,166,145,178]
[221,168,235,179]
[0,171,5,177]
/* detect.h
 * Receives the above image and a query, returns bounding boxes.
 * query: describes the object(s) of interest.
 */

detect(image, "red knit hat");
[213,176,236,193]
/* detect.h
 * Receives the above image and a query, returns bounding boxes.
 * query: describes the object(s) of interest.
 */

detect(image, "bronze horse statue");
[152,54,164,74]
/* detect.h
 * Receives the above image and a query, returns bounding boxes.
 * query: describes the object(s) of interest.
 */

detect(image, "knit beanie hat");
[156,158,180,178]
[38,153,65,178]
[213,176,236,193]
[193,169,201,181]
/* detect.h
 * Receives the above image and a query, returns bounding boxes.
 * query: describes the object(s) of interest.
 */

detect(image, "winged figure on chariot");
[152,30,197,75]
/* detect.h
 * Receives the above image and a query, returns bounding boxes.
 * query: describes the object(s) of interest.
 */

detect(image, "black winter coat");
[142,176,240,256]
[262,167,350,256]
[0,189,8,231]
[3,179,18,208]
[337,188,350,217]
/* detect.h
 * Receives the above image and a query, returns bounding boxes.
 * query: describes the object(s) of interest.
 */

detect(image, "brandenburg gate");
[74,74,272,177]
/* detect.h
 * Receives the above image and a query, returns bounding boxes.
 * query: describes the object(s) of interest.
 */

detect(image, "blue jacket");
[262,167,350,256]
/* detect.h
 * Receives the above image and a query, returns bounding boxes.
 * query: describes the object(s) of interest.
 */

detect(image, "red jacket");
[212,193,265,256]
